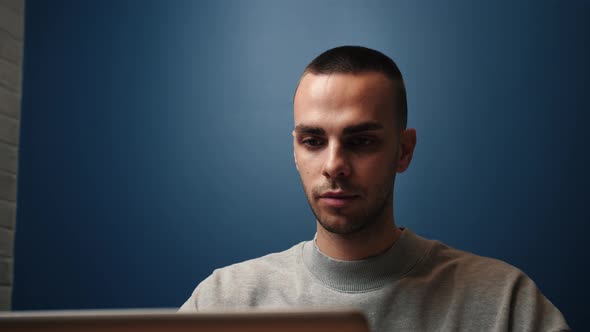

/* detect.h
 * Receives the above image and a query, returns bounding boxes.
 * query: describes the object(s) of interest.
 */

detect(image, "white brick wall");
[0,0,24,311]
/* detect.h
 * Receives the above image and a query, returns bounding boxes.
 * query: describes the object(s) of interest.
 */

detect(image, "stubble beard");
[303,177,395,236]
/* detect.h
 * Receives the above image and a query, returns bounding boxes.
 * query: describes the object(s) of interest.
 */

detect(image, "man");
[180,46,569,331]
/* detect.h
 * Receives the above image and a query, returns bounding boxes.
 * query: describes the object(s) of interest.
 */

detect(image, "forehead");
[293,72,397,131]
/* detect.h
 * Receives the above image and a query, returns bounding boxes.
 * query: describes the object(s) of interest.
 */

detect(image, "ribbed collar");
[301,228,432,293]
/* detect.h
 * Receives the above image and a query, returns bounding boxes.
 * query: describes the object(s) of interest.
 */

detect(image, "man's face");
[293,72,405,235]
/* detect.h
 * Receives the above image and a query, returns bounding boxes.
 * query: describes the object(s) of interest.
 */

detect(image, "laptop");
[0,308,369,332]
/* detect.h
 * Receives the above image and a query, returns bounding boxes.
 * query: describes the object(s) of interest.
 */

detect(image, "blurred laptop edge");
[0,308,369,332]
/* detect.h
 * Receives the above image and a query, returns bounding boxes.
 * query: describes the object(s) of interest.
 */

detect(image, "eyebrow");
[342,122,384,135]
[293,125,325,135]
[293,122,384,136]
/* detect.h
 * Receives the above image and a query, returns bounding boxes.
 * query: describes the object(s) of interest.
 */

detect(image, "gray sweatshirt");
[180,229,569,331]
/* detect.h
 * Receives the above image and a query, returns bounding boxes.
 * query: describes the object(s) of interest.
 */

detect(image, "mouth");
[317,191,360,208]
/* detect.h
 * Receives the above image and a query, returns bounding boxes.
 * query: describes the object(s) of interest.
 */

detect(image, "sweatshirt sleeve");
[178,293,197,312]
[507,273,570,331]
[177,269,224,312]
[178,278,208,312]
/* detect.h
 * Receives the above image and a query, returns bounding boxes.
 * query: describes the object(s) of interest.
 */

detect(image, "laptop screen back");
[0,308,369,332]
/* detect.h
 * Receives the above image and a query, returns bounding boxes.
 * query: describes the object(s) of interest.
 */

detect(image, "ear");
[396,128,417,173]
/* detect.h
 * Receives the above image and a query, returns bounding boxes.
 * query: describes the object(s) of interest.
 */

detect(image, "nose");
[322,142,351,179]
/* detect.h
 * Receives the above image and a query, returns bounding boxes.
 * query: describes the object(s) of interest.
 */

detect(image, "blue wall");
[14,0,588,330]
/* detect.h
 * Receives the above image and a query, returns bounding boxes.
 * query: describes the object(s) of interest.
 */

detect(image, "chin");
[318,216,368,235]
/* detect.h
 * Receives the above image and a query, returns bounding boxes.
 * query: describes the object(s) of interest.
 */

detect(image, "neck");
[315,209,401,261]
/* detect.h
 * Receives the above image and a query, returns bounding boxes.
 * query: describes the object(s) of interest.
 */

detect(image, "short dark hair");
[302,46,408,129]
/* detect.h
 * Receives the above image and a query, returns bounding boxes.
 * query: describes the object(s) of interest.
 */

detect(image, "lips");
[318,191,359,208]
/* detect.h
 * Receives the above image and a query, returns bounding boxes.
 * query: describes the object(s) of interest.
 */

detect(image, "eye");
[347,137,376,147]
[301,137,325,148]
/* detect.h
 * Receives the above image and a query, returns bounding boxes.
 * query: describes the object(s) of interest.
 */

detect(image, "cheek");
[294,149,321,175]
[297,159,317,178]
[295,157,318,195]
[353,155,396,184]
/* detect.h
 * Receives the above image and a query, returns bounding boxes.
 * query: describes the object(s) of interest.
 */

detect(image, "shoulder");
[181,241,307,311]
[401,230,525,288]
[412,237,569,330]
[423,240,524,286]
[208,241,305,284]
